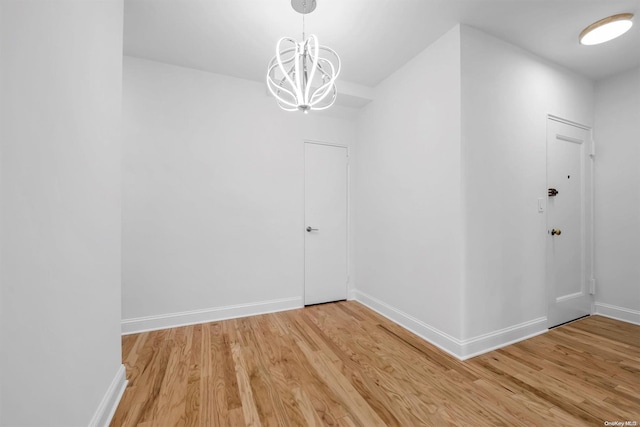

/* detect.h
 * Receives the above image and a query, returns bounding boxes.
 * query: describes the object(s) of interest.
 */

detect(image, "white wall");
[354,24,598,358]
[0,3,3,421]
[0,1,124,426]
[354,26,464,347]
[460,26,594,340]
[594,67,640,323]
[121,57,357,330]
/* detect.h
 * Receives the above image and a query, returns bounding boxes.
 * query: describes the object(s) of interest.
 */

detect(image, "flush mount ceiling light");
[579,13,634,45]
[267,0,341,113]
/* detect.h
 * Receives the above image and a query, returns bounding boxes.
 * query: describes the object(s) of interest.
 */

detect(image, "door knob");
[306,226,319,232]
[551,229,561,236]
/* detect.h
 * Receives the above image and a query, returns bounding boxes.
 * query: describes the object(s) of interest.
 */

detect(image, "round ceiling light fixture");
[579,13,634,45]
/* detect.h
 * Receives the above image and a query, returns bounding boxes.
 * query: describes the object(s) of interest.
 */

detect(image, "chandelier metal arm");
[303,35,319,102]
[319,46,341,75]
[309,60,336,105]
[266,63,296,102]
[275,38,302,102]
[267,73,298,108]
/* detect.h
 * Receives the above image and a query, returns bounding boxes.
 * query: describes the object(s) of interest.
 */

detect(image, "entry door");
[546,117,593,327]
[304,142,348,305]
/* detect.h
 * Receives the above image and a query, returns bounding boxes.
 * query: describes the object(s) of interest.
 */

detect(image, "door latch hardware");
[306,226,319,232]
[548,188,559,197]
[551,229,561,236]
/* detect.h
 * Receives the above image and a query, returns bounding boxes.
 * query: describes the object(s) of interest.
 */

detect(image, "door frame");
[302,139,351,305]
[546,114,595,326]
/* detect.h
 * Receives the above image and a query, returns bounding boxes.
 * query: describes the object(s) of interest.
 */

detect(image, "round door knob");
[551,229,561,236]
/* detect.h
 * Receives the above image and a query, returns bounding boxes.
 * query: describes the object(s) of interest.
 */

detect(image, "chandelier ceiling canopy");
[267,0,341,113]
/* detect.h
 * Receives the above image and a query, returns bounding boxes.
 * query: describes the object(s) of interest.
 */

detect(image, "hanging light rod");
[579,13,634,45]
[266,0,341,113]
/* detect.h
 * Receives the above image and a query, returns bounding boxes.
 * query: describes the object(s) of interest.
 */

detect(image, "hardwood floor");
[111,301,640,426]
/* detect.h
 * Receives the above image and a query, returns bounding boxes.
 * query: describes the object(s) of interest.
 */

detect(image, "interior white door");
[304,142,348,305]
[546,117,593,327]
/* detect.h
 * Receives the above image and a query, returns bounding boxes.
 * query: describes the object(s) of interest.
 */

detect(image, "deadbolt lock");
[551,229,561,236]
[548,188,559,197]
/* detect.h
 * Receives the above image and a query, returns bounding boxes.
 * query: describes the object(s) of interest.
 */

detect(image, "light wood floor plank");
[184,323,202,427]
[111,302,640,426]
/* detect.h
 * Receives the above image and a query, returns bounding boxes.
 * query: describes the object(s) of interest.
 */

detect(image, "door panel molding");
[304,139,349,149]
[556,134,584,144]
[548,114,591,130]
[556,291,585,303]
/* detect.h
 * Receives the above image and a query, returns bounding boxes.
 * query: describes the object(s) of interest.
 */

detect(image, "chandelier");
[267,0,341,113]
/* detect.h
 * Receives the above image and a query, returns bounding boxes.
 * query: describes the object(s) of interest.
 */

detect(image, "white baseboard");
[459,317,547,360]
[353,290,463,358]
[595,302,640,325]
[88,364,127,427]
[122,297,303,335]
[353,290,547,360]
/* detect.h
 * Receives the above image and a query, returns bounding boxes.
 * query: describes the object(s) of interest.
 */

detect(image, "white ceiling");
[124,0,640,88]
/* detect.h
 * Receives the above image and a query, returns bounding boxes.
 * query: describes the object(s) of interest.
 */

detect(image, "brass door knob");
[551,229,562,236]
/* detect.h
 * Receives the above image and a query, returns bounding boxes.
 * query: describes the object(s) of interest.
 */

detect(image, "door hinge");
[589,278,596,295]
